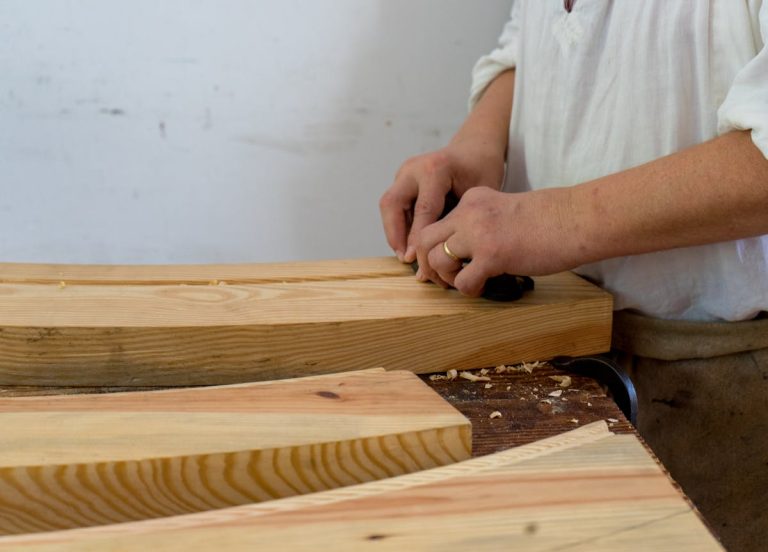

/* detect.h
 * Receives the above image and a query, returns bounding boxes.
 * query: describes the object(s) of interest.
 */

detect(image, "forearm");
[450,70,515,159]
[571,131,768,263]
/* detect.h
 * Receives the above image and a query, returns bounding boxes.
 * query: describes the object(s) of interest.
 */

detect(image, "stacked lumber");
[0,422,722,551]
[0,369,470,535]
[0,257,612,386]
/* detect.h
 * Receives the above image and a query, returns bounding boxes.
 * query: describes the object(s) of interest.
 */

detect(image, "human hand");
[415,186,583,297]
[379,142,505,272]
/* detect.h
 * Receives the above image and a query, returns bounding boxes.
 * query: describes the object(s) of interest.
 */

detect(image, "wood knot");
[316,391,341,400]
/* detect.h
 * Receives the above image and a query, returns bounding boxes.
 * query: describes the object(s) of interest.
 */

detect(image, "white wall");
[0,0,511,263]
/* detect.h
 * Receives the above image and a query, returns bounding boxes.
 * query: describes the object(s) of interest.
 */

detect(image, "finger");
[454,259,493,298]
[379,176,418,262]
[404,165,451,262]
[414,219,453,288]
[427,240,463,287]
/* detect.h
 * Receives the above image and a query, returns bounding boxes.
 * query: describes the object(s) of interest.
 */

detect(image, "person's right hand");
[379,141,506,272]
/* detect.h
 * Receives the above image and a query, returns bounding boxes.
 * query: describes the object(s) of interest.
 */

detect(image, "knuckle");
[413,198,437,217]
[423,151,450,175]
[378,192,392,209]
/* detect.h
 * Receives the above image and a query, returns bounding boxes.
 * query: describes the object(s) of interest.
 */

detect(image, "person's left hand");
[414,186,585,297]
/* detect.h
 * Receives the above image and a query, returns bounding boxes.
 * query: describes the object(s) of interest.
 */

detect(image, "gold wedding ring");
[442,241,462,263]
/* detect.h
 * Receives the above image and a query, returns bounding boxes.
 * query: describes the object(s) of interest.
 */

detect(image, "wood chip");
[460,371,491,383]
[428,374,445,381]
[484,383,493,389]
[607,418,619,424]
[446,369,458,381]
[489,411,503,419]
[495,365,508,374]
[548,390,563,398]
[508,360,544,374]
[570,418,579,424]
[549,375,572,388]
[506,386,511,391]
[479,368,490,376]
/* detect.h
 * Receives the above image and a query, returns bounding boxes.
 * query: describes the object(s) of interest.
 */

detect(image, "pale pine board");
[0,257,410,285]
[0,258,612,386]
[0,423,722,552]
[0,369,471,535]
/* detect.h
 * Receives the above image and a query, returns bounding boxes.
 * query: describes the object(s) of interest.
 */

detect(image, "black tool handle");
[550,355,638,426]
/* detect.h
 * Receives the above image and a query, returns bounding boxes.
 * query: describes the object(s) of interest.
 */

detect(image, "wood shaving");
[506,386,511,391]
[489,411,503,419]
[587,402,593,407]
[428,374,445,381]
[479,368,490,376]
[570,418,579,424]
[484,383,493,389]
[607,418,619,424]
[495,365,508,374]
[549,375,572,388]
[509,360,544,374]
[460,371,491,383]
[548,390,563,398]
[446,369,458,381]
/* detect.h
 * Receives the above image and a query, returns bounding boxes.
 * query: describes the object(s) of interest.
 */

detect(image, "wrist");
[566,182,614,266]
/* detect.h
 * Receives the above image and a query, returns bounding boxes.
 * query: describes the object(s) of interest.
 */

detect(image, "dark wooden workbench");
[420,362,634,457]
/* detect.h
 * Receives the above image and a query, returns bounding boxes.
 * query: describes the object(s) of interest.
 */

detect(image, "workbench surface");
[420,362,634,457]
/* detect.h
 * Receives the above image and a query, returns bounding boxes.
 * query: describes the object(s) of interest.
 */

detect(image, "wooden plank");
[0,262,612,386]
[0,257,411,285]
[0,364,638,458]
[0,423,723,551]
[0,369,471,535]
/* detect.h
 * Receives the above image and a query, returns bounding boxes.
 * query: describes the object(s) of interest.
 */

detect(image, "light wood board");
[0,369,471,535]
[0,257,613,386]
[0,257,410,286]
[0,422,722,551]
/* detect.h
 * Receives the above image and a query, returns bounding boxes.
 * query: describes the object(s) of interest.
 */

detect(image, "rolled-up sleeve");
[717,3,768,159]
[469,1,521,110]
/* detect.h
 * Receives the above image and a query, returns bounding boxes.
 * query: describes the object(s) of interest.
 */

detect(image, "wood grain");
[0,259,612,386]
[0,422,722,551]
[0,369,470,535]
[0,257,411,286]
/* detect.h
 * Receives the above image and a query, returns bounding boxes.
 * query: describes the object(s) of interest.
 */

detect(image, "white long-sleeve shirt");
[471,0,768,321]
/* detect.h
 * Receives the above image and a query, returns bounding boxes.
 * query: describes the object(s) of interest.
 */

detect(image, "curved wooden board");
[0,263,612,386]
[0,423,722,551]
[0,369,470,534]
